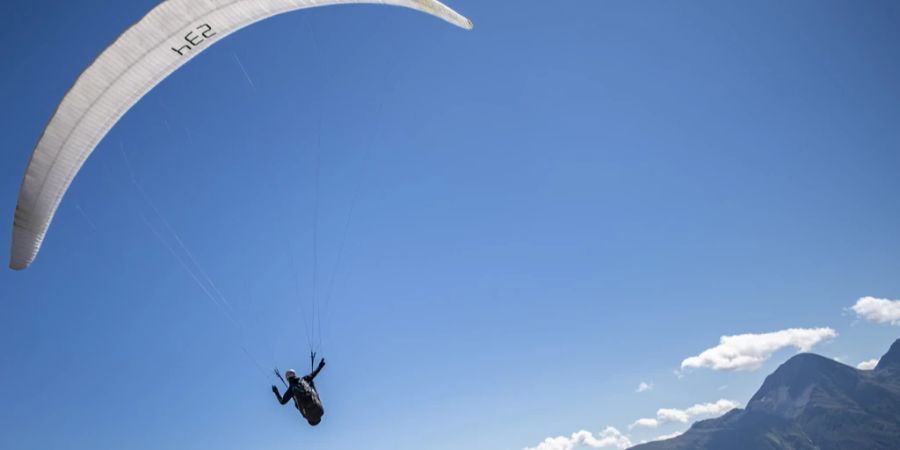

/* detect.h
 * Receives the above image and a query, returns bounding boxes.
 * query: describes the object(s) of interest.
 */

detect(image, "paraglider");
[9,0,472,270]
[274,358,327,426]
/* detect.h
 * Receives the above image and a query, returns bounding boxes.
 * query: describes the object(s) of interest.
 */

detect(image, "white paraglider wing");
[10,0,471,270]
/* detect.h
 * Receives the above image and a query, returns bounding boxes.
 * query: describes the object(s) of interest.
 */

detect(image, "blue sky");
[1,1,900,449]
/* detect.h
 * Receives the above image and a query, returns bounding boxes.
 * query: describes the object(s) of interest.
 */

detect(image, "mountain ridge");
[632,339,900,450]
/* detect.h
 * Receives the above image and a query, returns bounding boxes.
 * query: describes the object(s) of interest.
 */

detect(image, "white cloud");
[683,399,740,418]
[631,399,739,429]
[656,408,690,424]
[629,418,659,429]
[636,382,653,393]
[857,359,879,370]
[524,427,632,450]
[851,297,900,326]
[680,328,837,371]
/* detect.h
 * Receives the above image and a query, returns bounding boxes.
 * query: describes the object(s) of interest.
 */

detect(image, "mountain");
[632,339,900,450]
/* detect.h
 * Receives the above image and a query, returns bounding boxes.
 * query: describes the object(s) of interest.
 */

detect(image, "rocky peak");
[874,339,900,372]
[746,353,856,419]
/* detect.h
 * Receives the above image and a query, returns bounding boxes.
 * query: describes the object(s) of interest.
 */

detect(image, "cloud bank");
[630,418,659,429]
[631,399,739,429]
[636,382,653,393]
[681,328,837,371]
[851,297,900,326]
[529,398,739,450]
[857,359,879,370]
[524,428,632,450]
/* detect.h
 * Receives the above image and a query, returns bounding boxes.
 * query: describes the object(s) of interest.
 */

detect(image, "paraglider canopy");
[9,0,472,270]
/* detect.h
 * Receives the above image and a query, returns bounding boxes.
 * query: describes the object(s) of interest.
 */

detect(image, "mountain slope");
[633,339,900,450]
